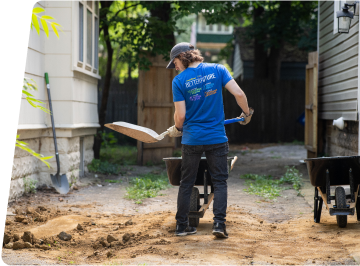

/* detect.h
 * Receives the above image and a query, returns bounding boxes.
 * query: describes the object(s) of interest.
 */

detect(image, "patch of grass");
[240,166,303,199]
[100,146,137,165]
[87,159,121,175]
[125,172,170,204]
[104,179,121,183]
[271,156,282,159]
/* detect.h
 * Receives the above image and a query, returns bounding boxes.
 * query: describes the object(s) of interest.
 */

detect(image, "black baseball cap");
[166,42,195,69]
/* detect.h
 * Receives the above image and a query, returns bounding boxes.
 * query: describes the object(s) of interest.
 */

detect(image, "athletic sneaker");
[212,223,228,238]
[175,224,197,236]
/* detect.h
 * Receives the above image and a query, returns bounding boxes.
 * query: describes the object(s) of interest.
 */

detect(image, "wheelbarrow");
[305,156,360,228]
[163,156,238,227]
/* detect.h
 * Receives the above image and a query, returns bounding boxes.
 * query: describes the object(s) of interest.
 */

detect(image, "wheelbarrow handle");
[224,117,245,125]
[231,156,238,171]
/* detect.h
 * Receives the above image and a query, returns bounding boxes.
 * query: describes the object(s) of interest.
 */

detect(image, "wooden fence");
[223,79,305,143]
[98,78,305,145]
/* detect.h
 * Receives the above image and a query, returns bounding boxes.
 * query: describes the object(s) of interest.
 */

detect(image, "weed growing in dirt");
[104,179,121,183]
[23,177,38,193]
[125,172,170,204]
[88,159,121,175]
[104,261,123,265]
[240,174,283,199]
[240,166,303,199]
[69,171,78,187]
[279,166,303,195]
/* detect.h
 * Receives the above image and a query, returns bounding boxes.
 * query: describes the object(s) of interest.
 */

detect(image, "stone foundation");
[324,120,358,157]
[10,130,95,200]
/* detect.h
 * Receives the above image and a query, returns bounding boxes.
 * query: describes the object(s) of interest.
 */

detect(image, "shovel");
[105,117,244,143]
[45,73,69,194]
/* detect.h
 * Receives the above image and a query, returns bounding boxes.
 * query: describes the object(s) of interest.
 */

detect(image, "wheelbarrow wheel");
[189,187,200,227]
[335,187,347,228]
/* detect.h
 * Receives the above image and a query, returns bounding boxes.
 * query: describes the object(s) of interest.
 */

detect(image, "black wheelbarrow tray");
[305,156,360,228]
[163,156,238,227]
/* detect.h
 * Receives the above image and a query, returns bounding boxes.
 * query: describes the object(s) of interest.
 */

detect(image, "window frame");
[74,0,100,78]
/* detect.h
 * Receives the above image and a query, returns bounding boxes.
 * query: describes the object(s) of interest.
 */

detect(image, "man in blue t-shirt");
[166,42,254,238]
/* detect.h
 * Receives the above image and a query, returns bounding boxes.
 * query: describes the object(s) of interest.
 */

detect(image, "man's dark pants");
[176,142,229,226]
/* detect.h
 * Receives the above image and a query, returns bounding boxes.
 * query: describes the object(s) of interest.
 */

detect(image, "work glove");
[167,125,183,137]
[238,107,254,125]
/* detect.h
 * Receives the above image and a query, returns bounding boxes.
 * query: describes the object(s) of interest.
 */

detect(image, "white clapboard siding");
[318,1,358,121]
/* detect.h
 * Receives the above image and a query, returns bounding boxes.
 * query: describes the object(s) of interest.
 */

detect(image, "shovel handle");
[224,117,245,125]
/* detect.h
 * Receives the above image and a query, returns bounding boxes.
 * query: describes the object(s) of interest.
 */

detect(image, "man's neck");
[188,61,201,68]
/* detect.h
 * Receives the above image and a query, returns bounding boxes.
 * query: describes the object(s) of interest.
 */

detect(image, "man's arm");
[174,101,186,130]
[225,79,250,115]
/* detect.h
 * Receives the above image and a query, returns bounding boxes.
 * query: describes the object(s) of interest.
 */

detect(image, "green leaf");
[50,22,59,38]
[52,22,64,32]
[22,90,33,97]
[41,15,55,20]
[32,14,40,35]
[40,18,49,38]
[27,97,45,104]
[32,7,45,14]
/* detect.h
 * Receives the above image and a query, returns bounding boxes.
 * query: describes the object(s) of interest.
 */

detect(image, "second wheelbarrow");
[305,156,360,228]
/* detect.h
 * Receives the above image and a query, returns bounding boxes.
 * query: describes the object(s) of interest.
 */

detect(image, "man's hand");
[238,107,254,125]
[167,125,183,137]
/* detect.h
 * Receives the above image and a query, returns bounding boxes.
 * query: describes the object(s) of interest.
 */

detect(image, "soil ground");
[2,144,360,265]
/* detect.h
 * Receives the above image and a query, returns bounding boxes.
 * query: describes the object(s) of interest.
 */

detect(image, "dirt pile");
[2,203,360,265]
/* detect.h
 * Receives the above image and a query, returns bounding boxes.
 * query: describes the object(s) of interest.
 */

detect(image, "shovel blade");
[50,174,69,194]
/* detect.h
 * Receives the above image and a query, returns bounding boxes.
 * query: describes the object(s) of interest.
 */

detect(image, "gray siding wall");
[318,1,358,121]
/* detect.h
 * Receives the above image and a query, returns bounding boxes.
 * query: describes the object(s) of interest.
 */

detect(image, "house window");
[79,3,84,62]
[87,9,92,65]
[78,1,99,72]
[217,24,222,32]
[209,24,213,31]
[225,25,229,32]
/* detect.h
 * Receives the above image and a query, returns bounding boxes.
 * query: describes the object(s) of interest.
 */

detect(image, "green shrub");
[87,159,121,175]
[100,146,137,165]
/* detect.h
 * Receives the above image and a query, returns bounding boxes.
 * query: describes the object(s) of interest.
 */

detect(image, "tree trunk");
[147,1,175,47]
[268,44,283,85]
[267,1,291,85]
[94,1,114,159]
[253,5,268,79]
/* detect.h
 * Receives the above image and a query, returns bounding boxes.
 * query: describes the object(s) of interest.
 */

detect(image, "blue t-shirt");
[172,63,233,145]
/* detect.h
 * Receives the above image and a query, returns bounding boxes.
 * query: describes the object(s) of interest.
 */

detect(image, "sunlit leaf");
[32,14,40,35]
[40,18,49,38]
[50,22,59,38]
[41,15,55,20]
[33,7,45,14]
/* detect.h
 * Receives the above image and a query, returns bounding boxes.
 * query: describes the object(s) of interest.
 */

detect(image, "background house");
[316,0,359,157]
[11,1,100,199]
